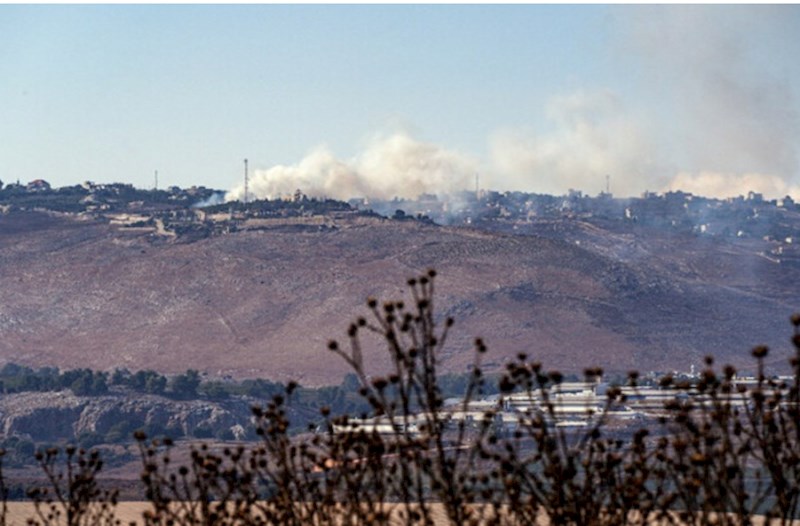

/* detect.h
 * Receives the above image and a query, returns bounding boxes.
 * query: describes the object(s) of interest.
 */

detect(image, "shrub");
[169,370,201,400]
[25,447,118,526]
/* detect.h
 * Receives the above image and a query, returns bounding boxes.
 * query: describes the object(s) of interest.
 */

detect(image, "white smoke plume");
[487,6,800,200]
[225,6,799,203]
[226,133,478,202]
[665,171,800,200]
[192,192,226,208]
[487,90,663,196]
[622,5,800,199]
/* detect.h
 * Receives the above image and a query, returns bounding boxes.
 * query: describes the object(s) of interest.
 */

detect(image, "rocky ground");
[0,389,254,443]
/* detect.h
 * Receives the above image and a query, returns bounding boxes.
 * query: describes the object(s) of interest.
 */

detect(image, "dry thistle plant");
[322,269,493,526]
[25,446,119,526]
[0,449,7,526]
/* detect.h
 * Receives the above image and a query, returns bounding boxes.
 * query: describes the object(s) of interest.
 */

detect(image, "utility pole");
[243,159,249,205]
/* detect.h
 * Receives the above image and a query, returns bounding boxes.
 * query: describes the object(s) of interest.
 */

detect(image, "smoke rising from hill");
[225,133,478,202]
[487,6,800,199]
[227,6,799,203]
[665,171,800,200]
[486,90,662,196]
[622,5,800,199]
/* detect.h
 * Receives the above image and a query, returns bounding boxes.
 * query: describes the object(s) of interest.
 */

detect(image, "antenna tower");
[243,158,249,204]
[154,170,158,191]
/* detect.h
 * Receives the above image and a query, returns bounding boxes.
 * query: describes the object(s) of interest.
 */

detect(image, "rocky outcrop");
[0,390,255,442]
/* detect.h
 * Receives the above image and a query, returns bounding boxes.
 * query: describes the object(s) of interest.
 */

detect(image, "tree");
[242,378,281,399]
[110,368,130,386]
[200,382,229,400]
[90,373,108,395]
[144,374,167,395]
[130,370,167,394]
[68,370,107,396]
[169,369,201,399]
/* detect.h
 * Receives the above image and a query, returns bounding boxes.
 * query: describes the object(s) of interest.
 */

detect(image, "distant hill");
[1,205,798,385]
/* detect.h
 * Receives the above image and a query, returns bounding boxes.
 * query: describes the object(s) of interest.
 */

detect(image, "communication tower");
[243,158,249,204]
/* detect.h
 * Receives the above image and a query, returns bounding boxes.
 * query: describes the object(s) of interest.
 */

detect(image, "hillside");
[1,208,798,385]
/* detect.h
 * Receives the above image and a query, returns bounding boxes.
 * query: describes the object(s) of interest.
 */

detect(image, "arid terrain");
[1,208,798,386]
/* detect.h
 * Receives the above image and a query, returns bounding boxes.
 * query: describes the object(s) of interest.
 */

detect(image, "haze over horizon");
[2,5,800,201]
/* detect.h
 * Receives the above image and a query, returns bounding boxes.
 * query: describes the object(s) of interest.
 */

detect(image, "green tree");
[242,378,281,399]
[68,370,107,396]
[145,374,167,395]
[169,369,201,399]
[199,382,229,400]
[110,368,130,386]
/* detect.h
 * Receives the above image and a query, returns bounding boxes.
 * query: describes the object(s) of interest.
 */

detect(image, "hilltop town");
[2,179,799,267]
[361,188,800,266]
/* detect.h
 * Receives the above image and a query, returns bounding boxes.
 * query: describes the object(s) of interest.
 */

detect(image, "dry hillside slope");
[0,210,797,385]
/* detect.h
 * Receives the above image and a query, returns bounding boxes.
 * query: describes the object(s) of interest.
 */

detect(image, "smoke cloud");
[487,6,800,200]
[622,5,800,198]
[665,171,800,200]
[225,6,799,203]
[487,90,662,196]
[226,133,478,202]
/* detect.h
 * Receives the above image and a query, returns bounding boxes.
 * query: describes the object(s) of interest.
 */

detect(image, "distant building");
[26,179,51,192]
[747,191,764,203]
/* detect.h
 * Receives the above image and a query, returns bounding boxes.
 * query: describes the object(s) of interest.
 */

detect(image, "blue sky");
[2,5,800,200]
